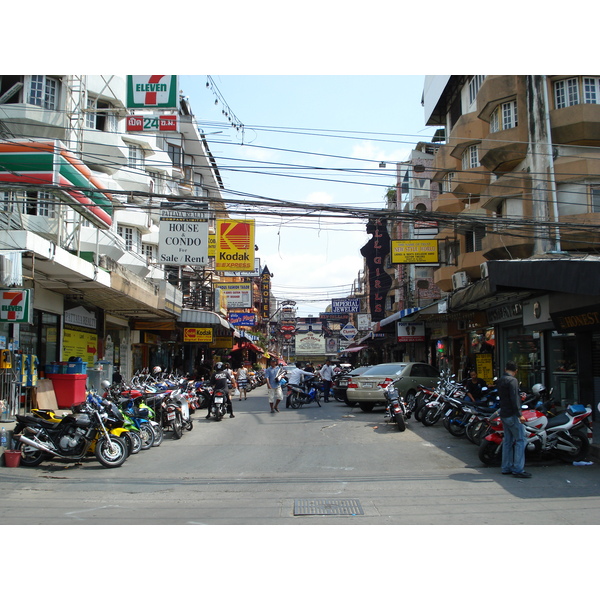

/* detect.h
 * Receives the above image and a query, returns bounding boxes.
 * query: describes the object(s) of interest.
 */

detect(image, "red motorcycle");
[479,403,592,465]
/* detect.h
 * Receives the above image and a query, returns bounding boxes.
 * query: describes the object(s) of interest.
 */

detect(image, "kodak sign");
[215,219,255,272]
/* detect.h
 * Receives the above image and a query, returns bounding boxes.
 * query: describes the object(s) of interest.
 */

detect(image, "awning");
[374,307,423,331]
[339,345,367,354]
[179,309,234,331]
[231,340,264,354]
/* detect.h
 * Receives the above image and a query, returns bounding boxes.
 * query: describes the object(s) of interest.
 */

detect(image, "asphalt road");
[1,386,599,526]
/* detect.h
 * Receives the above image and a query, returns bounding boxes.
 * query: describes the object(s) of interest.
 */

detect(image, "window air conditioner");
[480,262,489,279]
[451,271,469,290]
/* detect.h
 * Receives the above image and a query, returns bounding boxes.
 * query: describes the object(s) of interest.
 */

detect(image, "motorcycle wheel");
[467,421,487,445]
[404,391,417,413]
[14,441,46,467]
[172,413,184,436]
[421,407,441,426]
[185,419,194,431]
[446,415,467,438]
[95,435,128,468]
[395,413,406,432]
[414,398,428,422]
[139,422,156,449]
[478,439,502,466]
[555,429,590,462]
[152,424,164,447]
[290,392,301,409]
[127,430,142,454]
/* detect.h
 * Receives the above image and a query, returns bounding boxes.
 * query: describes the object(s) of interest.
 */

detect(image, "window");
[462,145,479,170]
[142,244,154,262]
[28,75,58,110]
[23,191,55,218]
[117,226,142,253]
[490,100,518,133]
[443,172,455,193]
[583,78,600,104]
[127,144,144,170]
[167,143,182,168]
[468,75,485,105]
[465,225,486,253]
[86,96,117,132]
[591,187,600,212]
[555,77,580,109]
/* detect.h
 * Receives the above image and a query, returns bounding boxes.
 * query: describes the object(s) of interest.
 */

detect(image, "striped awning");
[375,307,423,331]
[179,309,234,331]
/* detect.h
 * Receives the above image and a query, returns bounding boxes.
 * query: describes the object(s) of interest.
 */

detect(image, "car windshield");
[360,364,407,376]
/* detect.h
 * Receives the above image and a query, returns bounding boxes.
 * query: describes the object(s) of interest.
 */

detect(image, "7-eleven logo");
[1,290,25,321]
[127,76,178,108]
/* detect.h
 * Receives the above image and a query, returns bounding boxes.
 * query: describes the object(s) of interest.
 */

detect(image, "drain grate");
[294,498,364,516]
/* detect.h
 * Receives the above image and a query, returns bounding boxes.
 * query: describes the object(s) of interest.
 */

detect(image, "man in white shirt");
[286,365,314,408]
[319,359,335,403]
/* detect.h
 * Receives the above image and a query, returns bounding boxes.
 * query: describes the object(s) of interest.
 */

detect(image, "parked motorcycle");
[479,403,592,465]
[12,400,128,468]
[208,389,229,421]
[383,380,408,431]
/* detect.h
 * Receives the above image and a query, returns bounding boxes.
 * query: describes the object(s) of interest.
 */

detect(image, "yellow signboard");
[208,234,216,257]
[475,353,494,385]
[391,239,439,264]
[215,219,255,271]
[62,328,98,363]
[183,327,213,343]
[210,336,233,349]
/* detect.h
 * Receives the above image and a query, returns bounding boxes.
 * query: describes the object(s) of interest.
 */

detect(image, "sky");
[180,75,439,317]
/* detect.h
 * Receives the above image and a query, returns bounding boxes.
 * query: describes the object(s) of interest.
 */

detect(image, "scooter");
[479,403,592,465]
[207,389,229,421]
[288,376,322,409]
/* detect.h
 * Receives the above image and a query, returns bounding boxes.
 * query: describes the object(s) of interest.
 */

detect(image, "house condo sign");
[157,202,209,265]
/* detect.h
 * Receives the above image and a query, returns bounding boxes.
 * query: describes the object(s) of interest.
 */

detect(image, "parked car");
[346,362,440,412]
[333,366,372,405]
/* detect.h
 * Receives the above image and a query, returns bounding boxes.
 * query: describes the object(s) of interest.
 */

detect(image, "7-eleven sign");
[0,289,32,323]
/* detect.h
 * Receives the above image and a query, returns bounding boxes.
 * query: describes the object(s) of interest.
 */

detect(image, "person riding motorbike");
[206,362,237,419]
[285,365,314,408]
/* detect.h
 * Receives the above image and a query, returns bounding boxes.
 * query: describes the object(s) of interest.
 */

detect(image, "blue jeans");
[501,415,526,474]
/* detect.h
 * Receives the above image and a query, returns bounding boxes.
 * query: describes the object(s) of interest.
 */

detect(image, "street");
[1,386,599,526]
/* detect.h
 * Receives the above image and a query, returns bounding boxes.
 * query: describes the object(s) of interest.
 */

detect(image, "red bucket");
[3,450,21,468]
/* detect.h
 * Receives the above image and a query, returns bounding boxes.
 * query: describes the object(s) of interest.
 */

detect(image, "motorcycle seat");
[545,412,571,429]
[16,414,62,429]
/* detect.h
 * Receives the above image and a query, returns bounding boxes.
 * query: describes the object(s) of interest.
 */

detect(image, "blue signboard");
[228,312,256,327]
[331,298,360,313]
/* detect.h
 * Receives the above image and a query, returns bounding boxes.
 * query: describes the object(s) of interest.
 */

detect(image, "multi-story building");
[420,75,600,410]
[0,75,236,410]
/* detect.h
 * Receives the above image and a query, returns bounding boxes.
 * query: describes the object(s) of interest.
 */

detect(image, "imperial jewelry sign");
[157,203,209,265]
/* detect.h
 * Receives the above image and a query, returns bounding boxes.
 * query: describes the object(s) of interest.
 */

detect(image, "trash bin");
[3,450,21,467]
[47,374,88,409]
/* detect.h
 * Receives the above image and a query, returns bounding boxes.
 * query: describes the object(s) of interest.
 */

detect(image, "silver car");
[345,362,440,412]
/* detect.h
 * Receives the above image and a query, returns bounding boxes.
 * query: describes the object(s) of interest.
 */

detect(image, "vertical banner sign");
[158,202,209,265]
[260,266,271,321]
[126,76,179,108]
[360,219,392,322]
[215,219,255,272]
[0,289,32,323]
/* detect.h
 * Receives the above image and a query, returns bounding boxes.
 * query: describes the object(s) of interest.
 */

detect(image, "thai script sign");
[126,114,178,132]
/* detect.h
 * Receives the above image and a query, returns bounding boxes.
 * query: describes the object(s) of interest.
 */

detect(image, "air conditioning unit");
[480,262,489,279]
[451,271,469,290]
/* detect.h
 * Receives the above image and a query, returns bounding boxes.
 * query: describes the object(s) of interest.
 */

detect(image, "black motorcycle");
[12,400,128,468]
[383,381,409,431]
[288,376,322,409]
[207,389,229,421]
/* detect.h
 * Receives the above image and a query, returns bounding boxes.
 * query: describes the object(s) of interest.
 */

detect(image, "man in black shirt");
[206,362,237,418]
[497,361,531,478]
[462,369,487,403]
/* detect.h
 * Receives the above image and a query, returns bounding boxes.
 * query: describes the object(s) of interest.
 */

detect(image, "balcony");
[433,193,463,214]
[550,103,600,146]
[448,112,488,160]
[482,173,530,210]
[433,265,455,293]
[451,166,490,198]
[478,123,529,172]
[481,231,534,260]
[477,76,522,117]
[558,212,600,250]
[431,144,460,183]
[457,250,487,280]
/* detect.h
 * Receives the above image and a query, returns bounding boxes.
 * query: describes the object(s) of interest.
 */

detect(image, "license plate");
[167,412,176,420]
[362,382,373,388]
[214,397,224,404]
[339,382,348,387]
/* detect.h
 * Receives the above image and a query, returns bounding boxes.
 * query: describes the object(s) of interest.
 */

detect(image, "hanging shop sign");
[183,328,213,343]
[360,219,392,322]
[397,322,425,342]
[126,75,179,109]
[341,323,358,340]
[0,289,32,324]
[332,298,360,313]
[126,113,179,132]
[260,266,271,321]
[157,202,209,265]
[228,313,256,327]
[210,336,234,349]
[296,331,326,355]
[214,282,253,309]
[391,240,439,264]
[215,219,255,272]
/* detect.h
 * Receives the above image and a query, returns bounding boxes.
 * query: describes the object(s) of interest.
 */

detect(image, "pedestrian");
[285,365,314,408]
[462,369,488,403]
[236,363,249,401]
[319,359,335,403]
[265,357,284,413]
[497,361,531,478]
[304,362,315,373]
